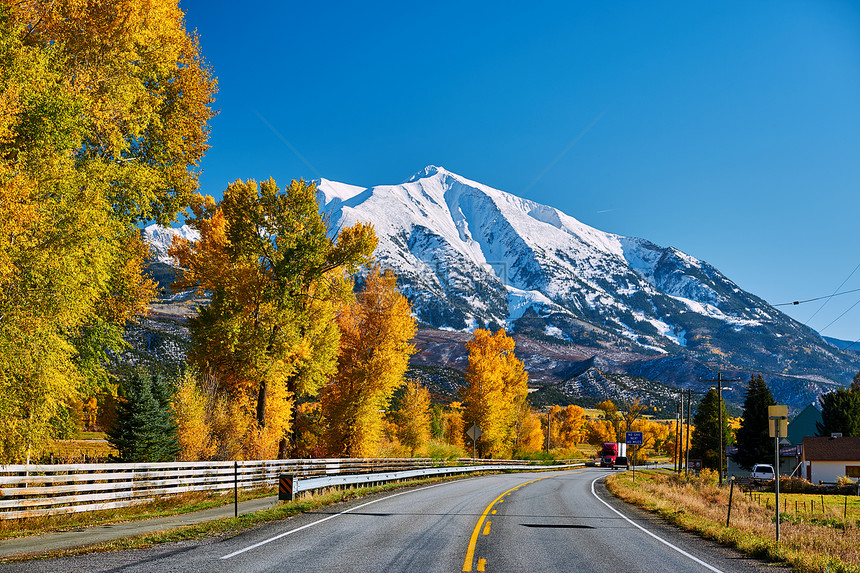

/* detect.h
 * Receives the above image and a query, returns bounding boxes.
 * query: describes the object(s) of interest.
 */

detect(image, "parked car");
[751,463,775,483]
[614,456,629,470]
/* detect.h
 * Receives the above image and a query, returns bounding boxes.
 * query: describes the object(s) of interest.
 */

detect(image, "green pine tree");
[817,373,860,437]
[732,375,776,470]
[690,388,734,471]
[108,370,180,462]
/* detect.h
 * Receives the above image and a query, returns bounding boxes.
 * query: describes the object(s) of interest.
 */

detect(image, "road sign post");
[626,432,643,482]
[466,425,483,462]
[769,405,788,542]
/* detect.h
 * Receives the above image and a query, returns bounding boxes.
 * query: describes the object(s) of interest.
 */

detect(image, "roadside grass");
[45,431,116,463]
[0,474,485,563]
[607,469,860,573]
[44,439,117,462]
[0,487,275,541]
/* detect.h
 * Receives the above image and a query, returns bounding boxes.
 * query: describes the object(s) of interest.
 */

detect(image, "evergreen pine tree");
[732,375,776,470]
[817,374,860,437]
[690,388,734,471]
[108,370,180,462]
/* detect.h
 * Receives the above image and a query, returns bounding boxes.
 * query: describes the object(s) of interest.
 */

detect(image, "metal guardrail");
[284,462,585,500]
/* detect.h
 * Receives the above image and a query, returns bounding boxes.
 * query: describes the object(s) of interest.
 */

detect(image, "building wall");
[805,460,860,484]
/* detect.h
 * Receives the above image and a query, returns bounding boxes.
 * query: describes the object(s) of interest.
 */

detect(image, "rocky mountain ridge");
[139,166,860,412]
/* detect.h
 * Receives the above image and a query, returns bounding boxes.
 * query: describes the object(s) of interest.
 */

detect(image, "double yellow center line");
[461,476,552,572]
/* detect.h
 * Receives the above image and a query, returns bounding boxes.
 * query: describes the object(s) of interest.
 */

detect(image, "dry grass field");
[608,469,860,573]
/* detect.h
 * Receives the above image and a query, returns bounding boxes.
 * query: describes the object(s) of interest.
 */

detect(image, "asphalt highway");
[0,468,788,573]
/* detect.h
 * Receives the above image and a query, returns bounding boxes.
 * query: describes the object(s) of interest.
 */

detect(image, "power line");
[804,262,860,324]
[818,297,860,335]
[773,286,860,307]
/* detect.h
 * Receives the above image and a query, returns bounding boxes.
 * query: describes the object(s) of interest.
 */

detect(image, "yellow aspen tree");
[585,419,616,447]
[8,0,217,224]
[516,408,545,455]
[171,373,216,461]
[596,399,622,441]
[395,380,432,457]
[558,405,586,448]
[546,405,563,449]
[0,0,217,461]
[292,402,325,458]
[462,329,528,458]
[320,268,416,457]
[443,402,466,449]
[171,179,376,459]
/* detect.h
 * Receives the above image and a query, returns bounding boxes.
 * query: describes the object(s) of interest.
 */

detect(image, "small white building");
[802,435,860,484]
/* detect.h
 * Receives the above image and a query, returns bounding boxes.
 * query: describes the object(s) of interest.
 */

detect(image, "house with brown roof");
[802,435,860,484]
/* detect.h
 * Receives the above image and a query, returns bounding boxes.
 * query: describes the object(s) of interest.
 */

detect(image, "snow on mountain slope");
[142,224,199,265]
[313,166,860,384]
[141,166,860,387]
[317,166,764,349]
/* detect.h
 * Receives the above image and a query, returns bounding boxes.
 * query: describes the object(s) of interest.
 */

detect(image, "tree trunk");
[256,380,267,428]
[277,377,300,459]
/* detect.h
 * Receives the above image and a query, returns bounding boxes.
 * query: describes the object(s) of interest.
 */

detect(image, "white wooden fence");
[0,458,559,520]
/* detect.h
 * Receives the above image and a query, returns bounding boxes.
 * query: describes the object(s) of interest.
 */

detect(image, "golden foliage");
[462,329,528,458]
[584,419,616,447]
[171,178,376,458]
[0,0,214,462]
[170,371,293,461]
[516,408,545,455]
[546,404,586,449]
[320,268,416,457]
[7,0,217,224]
[442,402,466,449]
[172,373,216,461]
[394,380,432,456]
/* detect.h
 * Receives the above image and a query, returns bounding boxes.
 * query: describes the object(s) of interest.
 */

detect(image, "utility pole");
[546,410,551,453]
[675,394,682,473]
[685,389,692,477]
[699,373,739,484]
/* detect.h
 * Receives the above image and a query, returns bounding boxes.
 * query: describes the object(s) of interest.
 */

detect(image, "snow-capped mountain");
[142,224,200,265]
[139,166,860,408]
[317,166,858,384]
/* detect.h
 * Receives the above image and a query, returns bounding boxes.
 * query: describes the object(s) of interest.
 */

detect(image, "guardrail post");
[279,474,295,502]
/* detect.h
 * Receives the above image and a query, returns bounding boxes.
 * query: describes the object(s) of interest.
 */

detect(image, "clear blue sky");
[179,0,860,342]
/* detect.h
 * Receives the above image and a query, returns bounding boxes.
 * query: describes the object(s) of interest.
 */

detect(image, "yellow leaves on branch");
[170,178,376,459]
[0,0,214,462]
[462,328,529,459]
[394,380,432,457]
[442,401,466,449]
[8,0,217,224]
[321,268,416,457]
[545,404,585,450]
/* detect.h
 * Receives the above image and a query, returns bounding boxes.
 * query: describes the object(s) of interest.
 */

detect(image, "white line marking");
[220,480,460,560]
[590,475,725,573]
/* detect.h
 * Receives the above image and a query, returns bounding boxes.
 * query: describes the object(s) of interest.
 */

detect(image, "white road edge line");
[590,475,725,573]
[220,480,460,560]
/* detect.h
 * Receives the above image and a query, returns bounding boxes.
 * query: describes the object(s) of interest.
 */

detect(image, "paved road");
[0,468,787,573]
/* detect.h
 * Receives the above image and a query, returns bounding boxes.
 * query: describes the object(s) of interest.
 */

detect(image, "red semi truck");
[599,442,627,468]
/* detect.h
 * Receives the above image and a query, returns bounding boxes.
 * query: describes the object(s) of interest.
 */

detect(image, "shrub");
[428,440,467,460]
[780,475,815,493]
[837,475,855,487]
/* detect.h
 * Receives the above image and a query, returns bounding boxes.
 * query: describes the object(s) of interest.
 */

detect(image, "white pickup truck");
[751,463,775,483]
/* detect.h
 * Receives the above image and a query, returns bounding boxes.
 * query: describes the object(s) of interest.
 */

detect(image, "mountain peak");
[406,165,450,183]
